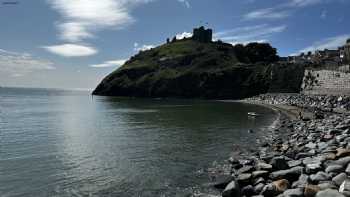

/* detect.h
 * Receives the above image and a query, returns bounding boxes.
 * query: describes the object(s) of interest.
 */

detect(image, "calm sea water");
[0,88,277,197]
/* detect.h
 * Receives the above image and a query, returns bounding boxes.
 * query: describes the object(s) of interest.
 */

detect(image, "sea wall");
[302,69,350,95]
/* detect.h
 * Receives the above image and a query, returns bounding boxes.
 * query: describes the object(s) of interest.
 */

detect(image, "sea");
[0,87,277,197]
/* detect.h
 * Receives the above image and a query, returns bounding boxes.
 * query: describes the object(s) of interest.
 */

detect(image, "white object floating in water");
[248,112,259,116]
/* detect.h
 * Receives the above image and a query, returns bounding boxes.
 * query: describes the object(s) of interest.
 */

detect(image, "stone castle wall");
[302,69,350,95]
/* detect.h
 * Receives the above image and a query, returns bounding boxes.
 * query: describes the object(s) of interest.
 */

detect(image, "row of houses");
[283,38,350,67]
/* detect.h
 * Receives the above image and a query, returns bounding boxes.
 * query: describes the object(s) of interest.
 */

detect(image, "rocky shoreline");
[208,94,350,197]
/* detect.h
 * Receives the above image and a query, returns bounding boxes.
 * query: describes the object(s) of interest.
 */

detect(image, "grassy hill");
[93,39,288,99]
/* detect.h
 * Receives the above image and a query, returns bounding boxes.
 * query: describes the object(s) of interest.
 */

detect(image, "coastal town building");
[342,39,350,63]
[284,38,350,67]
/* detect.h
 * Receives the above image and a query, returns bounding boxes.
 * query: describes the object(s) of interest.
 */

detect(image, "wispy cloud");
[176,32,192,39]
[134,42,155,51]
[214,24,287,44]
[289,0,323,7]
[178,0,190,8]
[298,34,350,53]
[90,59,127,68]
[0,49,55,77]
[46,0,153,42]
[243,0,329,20]
[244,8,290,20]
[42,44,98,57]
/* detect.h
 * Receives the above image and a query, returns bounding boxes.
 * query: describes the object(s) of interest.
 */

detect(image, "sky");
[0,0,349,90]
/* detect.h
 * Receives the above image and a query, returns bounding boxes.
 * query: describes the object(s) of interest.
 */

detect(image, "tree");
[244,42,279,63]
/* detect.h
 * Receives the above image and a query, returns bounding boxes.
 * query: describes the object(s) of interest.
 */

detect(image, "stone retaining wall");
[302,69,350,95]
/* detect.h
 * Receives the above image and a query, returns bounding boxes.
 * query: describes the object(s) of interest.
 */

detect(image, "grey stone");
[212,174,233,189]
[334,156,350,167]
[270,156,289,170]
[310,172,331,183]
[326,165,344,174]
[254,183,265,194]
[257,162,273,171]
[318,182,338,190]
[237,165,254,174]
[241,185,254,196]
[345,164,350,175]
[292,174,309,188]
[315,189,345,197]
[318,142,328,150]
[283,188,303,197]
[306,142,317,149]
[333,173,348,186]
[252,171,269,179]
[270,166,304,181]
[222,180,241,197]
[339,180,350,196]
[306,163,322,174]
[253,177,265,185]
[237,173,251,184]
[288,160,302,168]
[260,184,276,197]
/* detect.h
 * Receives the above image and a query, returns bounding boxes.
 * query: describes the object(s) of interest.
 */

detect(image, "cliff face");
[93,39,303,99]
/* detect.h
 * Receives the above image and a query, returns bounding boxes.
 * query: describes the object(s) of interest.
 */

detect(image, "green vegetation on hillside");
[93,39,293,99]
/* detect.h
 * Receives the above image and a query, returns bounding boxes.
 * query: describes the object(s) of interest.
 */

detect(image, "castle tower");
[192,26,212,43]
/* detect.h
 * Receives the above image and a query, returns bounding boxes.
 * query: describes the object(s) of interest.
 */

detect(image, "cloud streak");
[243,0,328,20]
[90,59,127,68]
[214,24,287,44]
[46,0,150,42]
[42,44,98,57]
[0,49,55,77]
[298,34,350,53]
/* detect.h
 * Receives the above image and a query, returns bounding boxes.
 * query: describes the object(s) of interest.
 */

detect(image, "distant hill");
[92,38,302,99]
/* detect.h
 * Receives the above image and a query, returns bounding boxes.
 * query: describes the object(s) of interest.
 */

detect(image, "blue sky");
[0,0,349,89]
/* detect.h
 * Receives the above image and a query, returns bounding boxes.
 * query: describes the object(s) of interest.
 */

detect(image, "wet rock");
[337,148,350,158]
[315,189,345,197]
[254,183,265,194]
[222,180,241,197]
[297,152,315,159]
[253,177,265,185]
[257,162,273,171]
[339,180,350,196]
[318,182,338,190]
[306,163,322,174]
[325,153,337,160]
[241,185,254,196]
[237,173,251,185]
[283,188,303,197]
[273,179,290,193]
[270,166,304,181]
[288,160,302,168]
[292,174,309,188]
[326,165,344,174]
[261,184,276,197]
[310,172,331,183]
[252,171,269,179]
[333,156,350,167]
[270,156,289,170]
[237,166,254,174]
[333,173,348,186]
[213,174,233,189]
[345,164,350,175]
[304,184,320,197]
[306,142,317,149]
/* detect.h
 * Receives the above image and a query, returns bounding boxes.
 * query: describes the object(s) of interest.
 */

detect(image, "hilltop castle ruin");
[192,26,212,43]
